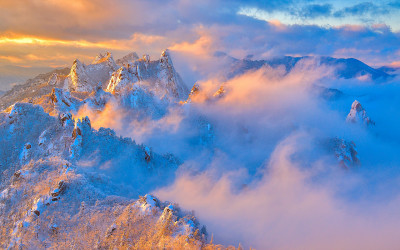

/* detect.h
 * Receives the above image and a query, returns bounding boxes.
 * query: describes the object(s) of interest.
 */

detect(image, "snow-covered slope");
[0,102,212,248]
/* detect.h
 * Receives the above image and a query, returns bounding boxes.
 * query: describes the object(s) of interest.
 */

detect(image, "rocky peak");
[160,49,172,66]
[156,49,189,100]
[92,52,118,69]
[106,65,140,94]
[67,54,117,92]
[213,85,225,98]
[106,49,189,100]
[68,59,90,92]
[346,100,375,126]
[142,54,150,63]
[116,52,139,66]
[180,84,200,104]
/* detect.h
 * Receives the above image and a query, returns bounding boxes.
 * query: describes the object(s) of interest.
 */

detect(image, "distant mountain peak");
[221,53,392,81]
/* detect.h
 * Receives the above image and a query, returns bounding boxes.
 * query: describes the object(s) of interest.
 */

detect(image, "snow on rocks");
[157,49,189,100]
[329,137,360,168]
[105,223,117,237]
[106,49,189,101]
[346,100,375,126]
[47,73,60,86]
[106,64,140,94]
[50,88,80,113]
[31,196,50,216]
[0,188,9,200]
[66,52,118,92]
[0,50,219,249]
[181,83,200,104]
[84,86,113,110]
[143,54,151,63]
[70,116,91,159]
[51,180,66,200]
[135,194,207,241]
[19,143,32,165]
[59,112,73,127]
[136,194,158,215]
[181,83,225,105]
[116,52,139,66]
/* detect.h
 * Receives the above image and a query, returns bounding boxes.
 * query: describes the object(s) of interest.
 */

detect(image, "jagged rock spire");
[346,100,375,126]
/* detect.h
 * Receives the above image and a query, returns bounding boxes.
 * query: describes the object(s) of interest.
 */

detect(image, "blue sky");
[239,0,400,30]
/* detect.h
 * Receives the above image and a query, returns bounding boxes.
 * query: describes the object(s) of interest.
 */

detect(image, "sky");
[0,0,399,90]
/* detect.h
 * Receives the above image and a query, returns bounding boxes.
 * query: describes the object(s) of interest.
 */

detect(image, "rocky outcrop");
[70,116,91,159]
[346,100,375,126]
[157,50,189,100]
[106,49,189,101]
[213,85,225,98]
[329,137,360,168]
[84,86,113,110]
[66,52,118,92]
[106,64,141,94]
[47,73,60,86]
[116,52,139,66]
[50,88,80,113]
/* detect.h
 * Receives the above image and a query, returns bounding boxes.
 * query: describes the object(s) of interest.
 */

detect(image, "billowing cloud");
[156,133,400,249]
[150,62,400,249]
